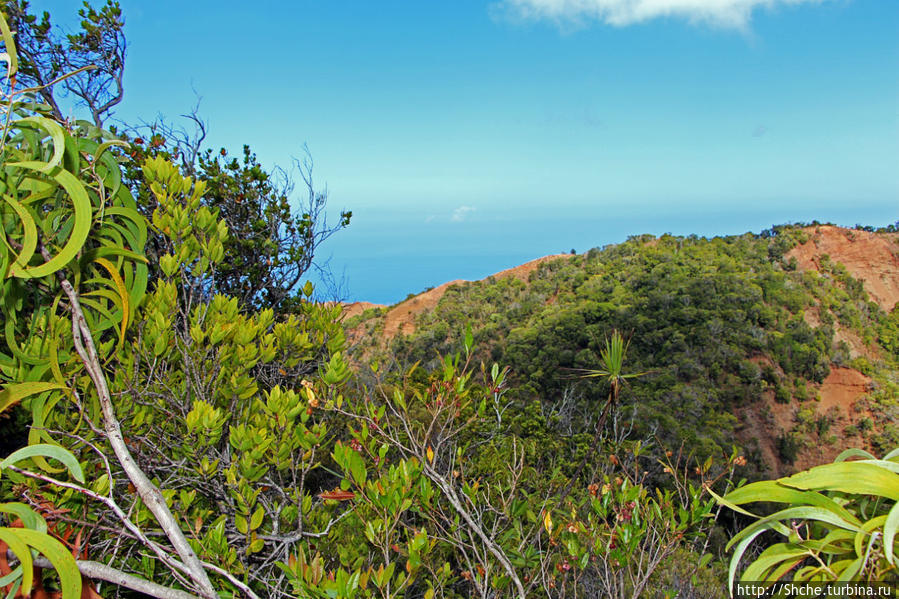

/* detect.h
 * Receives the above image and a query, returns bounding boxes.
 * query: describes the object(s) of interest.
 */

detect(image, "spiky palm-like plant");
[560,330,647,498]
[580,330,645,404]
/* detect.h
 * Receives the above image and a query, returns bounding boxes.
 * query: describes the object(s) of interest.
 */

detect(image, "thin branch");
[42,240,219,599]
[19,553,197,599]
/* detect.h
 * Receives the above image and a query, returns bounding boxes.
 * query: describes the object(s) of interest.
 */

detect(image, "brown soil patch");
[379,255,570,339]
[340,301,386,320]
[787,226,899,311]
[382,279,466,338]
[816,366,870,414]
[736,395,784,478]
[793,366,873,470]
[739,365,874,476]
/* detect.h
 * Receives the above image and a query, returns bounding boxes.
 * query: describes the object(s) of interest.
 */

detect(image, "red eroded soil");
[340,301,386,320]
[816,366,870,414]
[740,365,874,476]
[787,226,899,311]
[794,367,874,470]
[378,255,569,339]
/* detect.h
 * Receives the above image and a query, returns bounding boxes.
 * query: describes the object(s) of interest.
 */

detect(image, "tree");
[2,0,351,310]
[0,0,126,127]
[0,15,221,595]
[559,330,647,500]
[193,143,351,308]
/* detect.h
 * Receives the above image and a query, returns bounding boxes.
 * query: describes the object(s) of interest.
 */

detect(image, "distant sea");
[308,203,897,305]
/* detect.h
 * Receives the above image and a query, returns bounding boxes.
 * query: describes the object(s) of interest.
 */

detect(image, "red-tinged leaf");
[318,489,355,501]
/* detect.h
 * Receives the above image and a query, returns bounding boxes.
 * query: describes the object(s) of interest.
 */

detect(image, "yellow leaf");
[426,446,434,463]
[544,510,553,533]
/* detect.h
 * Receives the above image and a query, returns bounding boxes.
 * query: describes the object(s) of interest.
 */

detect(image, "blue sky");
[32,0,899,303]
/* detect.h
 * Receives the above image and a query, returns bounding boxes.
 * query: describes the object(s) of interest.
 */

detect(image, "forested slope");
[347,224,899,478]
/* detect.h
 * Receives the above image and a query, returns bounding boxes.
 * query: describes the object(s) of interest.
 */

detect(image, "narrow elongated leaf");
[94,257,130,344]
[835,448,877,462]
[0,529,32,594]
[0,503,47,533]
[15,117,66,171]
[1,193,37,275]
[8,163,92,279]
[741,544,809,582]
[0,381,65,415]
[780,462,899,500]
[728,527,767,594]
[853,515,886,563]
[12,528,82,598]
[837,556,863,582]
[885,501,899,565]
[0,11,18,76]
[0,443,84,482]
[0,564,23,589]
[721,481,860,526]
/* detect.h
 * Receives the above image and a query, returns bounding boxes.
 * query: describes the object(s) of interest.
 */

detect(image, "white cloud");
[451,206,477,222]
[497,0,823,29]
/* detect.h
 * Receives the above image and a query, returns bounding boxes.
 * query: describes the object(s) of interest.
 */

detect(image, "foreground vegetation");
[1,2,898,598]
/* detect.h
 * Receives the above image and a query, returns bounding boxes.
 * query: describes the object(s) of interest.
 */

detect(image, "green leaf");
[741,543,809,582]
[247,538,264,554]
[779,462,899,500]
[236,514,248,535]
[835,448,877,462]
[0,528,33,593]
[0,503,47,533]
[250,506,264,530]
[8,163,92,279]
[727,526,768,595]
[1,192,37,276]
[884,501,899,565]
[0,443,85,483]
[15,117,66,171]
[0,11,19,76]
[13,528,82,598]
[720,481,860,526]
[0,382,67,417]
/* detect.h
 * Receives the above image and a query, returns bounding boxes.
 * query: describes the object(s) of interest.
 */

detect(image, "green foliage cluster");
[0,23,146,590]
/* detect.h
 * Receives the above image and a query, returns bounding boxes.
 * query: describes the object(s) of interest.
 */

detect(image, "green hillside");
[348,224,899,480]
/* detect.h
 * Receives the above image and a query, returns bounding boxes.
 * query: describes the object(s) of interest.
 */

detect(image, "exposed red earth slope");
[342,255,569,339]
[340,301,384,321]
[788,225,899,311]
[742,226,898,474]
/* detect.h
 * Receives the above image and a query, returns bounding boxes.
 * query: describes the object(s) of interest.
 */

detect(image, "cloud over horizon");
[497,0,825,29]
[451,206,477,222]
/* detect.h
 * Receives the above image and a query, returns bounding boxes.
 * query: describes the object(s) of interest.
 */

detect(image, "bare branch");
[20,553,197,599]
[40,239,219,599]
